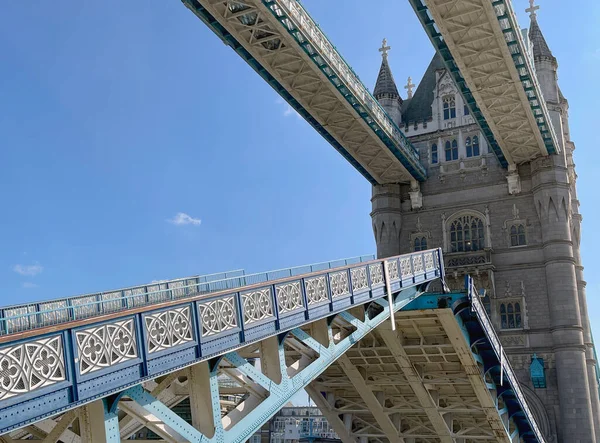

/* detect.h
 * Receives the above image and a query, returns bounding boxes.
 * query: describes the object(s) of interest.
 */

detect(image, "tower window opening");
[431,144,438,164]
[510,224,527,246]
[473,135,480,156]
[464,104,470,116]
[443,96,456,120]
[414,237,427,252]
[449,215,485,252]
[445,140,458,161]
[500,302,522,329]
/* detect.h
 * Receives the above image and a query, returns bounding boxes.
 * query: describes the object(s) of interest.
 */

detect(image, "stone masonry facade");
[371,12,599,443]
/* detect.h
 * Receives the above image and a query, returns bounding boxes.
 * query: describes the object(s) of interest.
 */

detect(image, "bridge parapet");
[0,255,375,336]
[0,249,442,435]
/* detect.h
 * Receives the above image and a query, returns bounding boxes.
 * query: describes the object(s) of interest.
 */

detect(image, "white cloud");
[276,98,300,119]
[168,212,202,226]
[13,263,43,276]
[22,282,38,289]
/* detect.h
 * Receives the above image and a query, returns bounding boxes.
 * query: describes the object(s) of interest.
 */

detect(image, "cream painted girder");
[309,309,516,442]
[425,0,553,165]
[189,0,419,184]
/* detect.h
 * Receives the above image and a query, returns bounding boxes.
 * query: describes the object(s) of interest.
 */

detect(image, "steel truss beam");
[111,288,419,443]
[409,0,560,167]
[309,286,546,443]
[183,0,426,184]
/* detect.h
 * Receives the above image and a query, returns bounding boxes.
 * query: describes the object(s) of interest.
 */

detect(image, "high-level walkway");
[185,0,559,178]
[0,250,545,442]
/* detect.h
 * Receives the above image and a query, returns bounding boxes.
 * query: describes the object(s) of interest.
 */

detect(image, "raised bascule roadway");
[0,0,571,442]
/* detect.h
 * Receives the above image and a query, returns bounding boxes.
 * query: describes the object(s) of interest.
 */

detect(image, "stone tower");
[371,10,599,443]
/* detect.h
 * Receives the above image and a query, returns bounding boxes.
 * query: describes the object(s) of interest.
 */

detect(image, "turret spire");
[373,38,402,125]
[374,38,401,101]
[525,0,539,19]
[527,1,556,63]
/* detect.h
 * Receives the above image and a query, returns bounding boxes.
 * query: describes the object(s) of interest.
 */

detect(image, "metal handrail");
[467,277,545,443]
[264,0,424,170]
[0,254,374,335]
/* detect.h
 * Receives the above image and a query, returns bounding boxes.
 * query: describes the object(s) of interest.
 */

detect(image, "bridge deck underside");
[187,0,424,184]
[422,0,558,164]
[309,308,515,443]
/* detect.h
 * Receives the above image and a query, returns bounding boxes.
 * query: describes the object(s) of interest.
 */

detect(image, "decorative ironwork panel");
[186,279,199,295]
[70,295,99,319]
[304,276,329,305]
[351,267,368,292]
[424,252,435,271]
[329,271,350,298]
[169,280,186,298]
[198,296,239,337]
[145,306,194,354]
[123,287,147,307]
[75,319,138,375]
[386,260,400,280]
[369,263,384,286]
[0,335,65,401]
[147,284,169,304]
[4,305,36,333]
[275,282,304,314]
[39,300,70,326]
[400,257,413,278]
[412,255,424,274]
[101,292,122,313]
[242,288,274,325]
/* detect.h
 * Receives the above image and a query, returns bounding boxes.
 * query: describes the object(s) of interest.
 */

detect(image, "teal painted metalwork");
[103,398,121,442]
[0,254,373,335]
[182,0,426,183]
[490,0,560,155]
[408,0,509,168]
[408,0,560,166]
[261,0,427,182]
[125,385,209,443]
[0,250,442,435]
[530,355,546,389]
[121,286,421,443]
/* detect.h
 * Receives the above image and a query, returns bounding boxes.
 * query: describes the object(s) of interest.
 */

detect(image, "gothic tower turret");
[371,39,403,259]
[373,39,402,127]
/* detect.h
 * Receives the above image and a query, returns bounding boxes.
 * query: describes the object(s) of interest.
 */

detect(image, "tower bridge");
[0,251,545,442]
[1,0,596,442]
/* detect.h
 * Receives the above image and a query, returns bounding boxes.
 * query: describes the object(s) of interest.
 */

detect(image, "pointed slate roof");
[401,52,445,124]
[373,56,401,100]
[528,16,556,63]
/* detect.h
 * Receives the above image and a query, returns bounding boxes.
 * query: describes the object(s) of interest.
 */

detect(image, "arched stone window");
[443,96,456,120]
[472,135,480,156]
[466,136,480,157]
[414,237,427,252]
[431,144,438,164]
[449,214,485,252]
[510,224,526,246]
[445,140,458,161]
[500,302,522,329]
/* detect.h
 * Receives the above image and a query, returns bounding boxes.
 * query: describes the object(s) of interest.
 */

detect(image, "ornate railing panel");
[0,250,443,434]
[0,256,374,336]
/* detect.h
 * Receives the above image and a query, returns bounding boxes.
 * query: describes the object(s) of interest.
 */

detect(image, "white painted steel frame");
[423,0,559,165]
[186,0,424,184]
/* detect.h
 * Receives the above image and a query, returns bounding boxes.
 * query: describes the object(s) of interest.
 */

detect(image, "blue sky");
[1,1,599,344]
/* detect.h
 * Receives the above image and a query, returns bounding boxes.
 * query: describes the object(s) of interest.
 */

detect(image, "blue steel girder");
[408,0,560,167]
[0,250,443,436]
[182,0,427,185]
